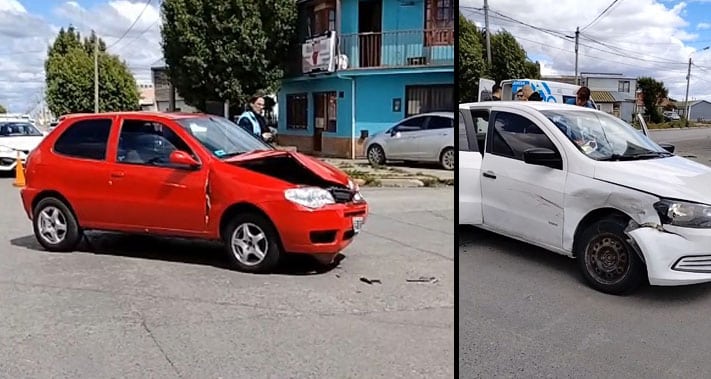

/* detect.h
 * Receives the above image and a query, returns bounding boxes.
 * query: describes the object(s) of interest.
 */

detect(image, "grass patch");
[647,120,698,129]
[342,169,381,186]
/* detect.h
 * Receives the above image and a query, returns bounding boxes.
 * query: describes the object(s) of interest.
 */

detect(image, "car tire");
[367,144,386,166]
[575,216,645,295]
[439,147,454,170]
[223,213,282,273]
[32,197,82,252]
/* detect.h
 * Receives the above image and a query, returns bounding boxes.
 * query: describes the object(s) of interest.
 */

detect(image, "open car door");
[635,113,650,137]
[458,106,483,225]
[478,78,496,102]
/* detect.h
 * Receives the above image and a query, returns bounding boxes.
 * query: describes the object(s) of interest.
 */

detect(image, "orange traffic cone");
[13,152,25,188]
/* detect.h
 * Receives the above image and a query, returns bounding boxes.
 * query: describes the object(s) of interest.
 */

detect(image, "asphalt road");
[459,128,711,378]
[0,180,453,378]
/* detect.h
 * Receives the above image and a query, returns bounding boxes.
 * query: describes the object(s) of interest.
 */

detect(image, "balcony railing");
[338,29,454,70]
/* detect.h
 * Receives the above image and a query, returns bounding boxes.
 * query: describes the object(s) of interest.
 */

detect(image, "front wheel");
[223,213,282,273]
[367,144,386,166]
[575,217,645,295]
[440,147,454,170]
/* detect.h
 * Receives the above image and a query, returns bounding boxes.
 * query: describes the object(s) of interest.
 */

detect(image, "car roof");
[60,111,209,121]
[459,101,597,113]
[410,111,454,118]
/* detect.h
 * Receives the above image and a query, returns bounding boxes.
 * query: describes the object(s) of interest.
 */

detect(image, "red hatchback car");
[19,112,368,272]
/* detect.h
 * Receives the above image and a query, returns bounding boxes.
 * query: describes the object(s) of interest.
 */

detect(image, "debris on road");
[406,276,439,283]
[360,276,382,285]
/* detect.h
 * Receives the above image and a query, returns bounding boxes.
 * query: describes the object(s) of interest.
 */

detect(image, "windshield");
[540,110,670,161]
[176,115,273,158]
[0,122,42,137]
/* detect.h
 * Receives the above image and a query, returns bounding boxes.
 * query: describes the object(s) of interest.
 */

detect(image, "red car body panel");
[20,112,368,256]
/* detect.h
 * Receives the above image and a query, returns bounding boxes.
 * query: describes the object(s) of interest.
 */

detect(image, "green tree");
[488,30,540,84]
[160,0,297,111]
[45,26,140,116]
[637,76,668,123]
[459,12,487,102]
[0,104,6,113]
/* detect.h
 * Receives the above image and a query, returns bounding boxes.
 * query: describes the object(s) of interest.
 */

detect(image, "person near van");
[237,95,270,140]
[515,88,525,100]
[576,86,596,109]
[491,84,502,101]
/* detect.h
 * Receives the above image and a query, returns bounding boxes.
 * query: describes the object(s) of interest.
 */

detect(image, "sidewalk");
[318,157,454,188]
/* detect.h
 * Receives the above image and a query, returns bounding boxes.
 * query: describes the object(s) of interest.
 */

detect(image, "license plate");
[352,216,364,234]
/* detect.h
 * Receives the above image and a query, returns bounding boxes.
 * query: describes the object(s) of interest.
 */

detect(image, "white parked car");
[459,101,711,295]
[365,112,454,170]
[0,120,46,173]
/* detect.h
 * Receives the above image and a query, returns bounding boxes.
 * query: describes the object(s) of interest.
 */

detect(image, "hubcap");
[230,223,268,266]
[368,147,383,164]
[38,206,68,245]
[585,234,630,285]
[442,149,454,170]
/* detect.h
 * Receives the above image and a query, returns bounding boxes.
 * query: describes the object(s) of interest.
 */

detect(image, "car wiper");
[600,151,672,161]
[219,151,246,159]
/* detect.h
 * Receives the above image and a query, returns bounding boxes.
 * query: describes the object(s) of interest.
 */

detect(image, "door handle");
[110,171,125,178]
[482,171,496,179]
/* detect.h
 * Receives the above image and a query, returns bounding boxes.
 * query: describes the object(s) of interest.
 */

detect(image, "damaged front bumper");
[627,222,711,286]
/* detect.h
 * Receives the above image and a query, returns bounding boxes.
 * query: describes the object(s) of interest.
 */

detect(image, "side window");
[396,116,427,132]
[458,111,472,152]
[471,110,489,155]
[489,112,558,161]
[427,116,453,130]
[117,119,196,167]
[54,118,112,161]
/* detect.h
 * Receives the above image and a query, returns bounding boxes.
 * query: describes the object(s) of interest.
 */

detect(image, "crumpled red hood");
[224,150,350,186]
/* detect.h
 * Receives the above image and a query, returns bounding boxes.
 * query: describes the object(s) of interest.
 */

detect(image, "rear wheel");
[33,197,82,252]
[223,213,282,273]
[367,144,386,166]
[575,216,644,295]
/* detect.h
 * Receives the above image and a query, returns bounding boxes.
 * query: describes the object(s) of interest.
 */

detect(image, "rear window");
[54,118,112,161]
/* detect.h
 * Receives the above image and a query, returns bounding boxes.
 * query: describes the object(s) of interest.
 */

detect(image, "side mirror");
[523,148,562,170]
[390,128,399,137]
[659,143,675,153]
[169,150,200,169]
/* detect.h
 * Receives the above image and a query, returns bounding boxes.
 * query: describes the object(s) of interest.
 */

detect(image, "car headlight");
[654,199,711,228]
[284,187,335,209]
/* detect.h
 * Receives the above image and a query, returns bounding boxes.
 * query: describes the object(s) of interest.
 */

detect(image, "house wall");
[689,101,711,122]
[586,77,637,95]
[277,70,453,157]
[341,0,425,35]
[597,103,614,114]
[619,102,635,122]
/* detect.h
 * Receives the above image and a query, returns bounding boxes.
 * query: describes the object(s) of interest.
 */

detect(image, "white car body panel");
[459,101,711,287]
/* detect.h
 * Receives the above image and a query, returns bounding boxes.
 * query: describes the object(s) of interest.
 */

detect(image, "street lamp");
[684,46,710,127]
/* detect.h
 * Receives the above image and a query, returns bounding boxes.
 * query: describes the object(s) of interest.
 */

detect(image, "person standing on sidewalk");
[237,95,270,140]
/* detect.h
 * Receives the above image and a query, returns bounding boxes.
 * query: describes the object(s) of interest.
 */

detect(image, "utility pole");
[684,57,692,128]
[483,0,492,64]
[94,30,99,113]
[574,26,580,85]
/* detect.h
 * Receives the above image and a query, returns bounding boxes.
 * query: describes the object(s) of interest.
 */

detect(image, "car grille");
[672,255,711,273]
[0,157,14,166]
[329,187,354,203]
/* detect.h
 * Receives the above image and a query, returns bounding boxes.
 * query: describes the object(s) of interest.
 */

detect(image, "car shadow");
[10,232,343,276]
[459,225,711,301]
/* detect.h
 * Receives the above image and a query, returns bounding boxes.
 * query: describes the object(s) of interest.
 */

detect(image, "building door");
[359,0,382,68]
[313,91,337,152]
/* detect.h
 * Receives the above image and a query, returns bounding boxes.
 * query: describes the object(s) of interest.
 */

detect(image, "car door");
[106,117,210,235]
[416,115,453,160]
[458,107,485,225]
[384,115,428,159]
[479,109,567,249]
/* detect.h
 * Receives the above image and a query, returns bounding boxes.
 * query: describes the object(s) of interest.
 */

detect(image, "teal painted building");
[277,0,454,158]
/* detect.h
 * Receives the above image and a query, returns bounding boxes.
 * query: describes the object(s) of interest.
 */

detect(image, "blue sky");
[461,0,711,101]
[0,0,162,114]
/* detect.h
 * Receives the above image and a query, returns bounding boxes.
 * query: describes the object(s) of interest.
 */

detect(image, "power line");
[107,0,154,50]
[580,0,623,32]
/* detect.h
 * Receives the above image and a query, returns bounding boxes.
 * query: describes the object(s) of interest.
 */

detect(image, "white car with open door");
[459,101,711,295]
[0,119,47,173]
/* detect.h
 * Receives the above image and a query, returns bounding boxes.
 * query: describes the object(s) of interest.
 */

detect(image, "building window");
[618,80,630,93]
[405,85,454,117]
[306,0,336,38]
[286,94,308,130]
[314,91,337,133]
[425,0,454,46]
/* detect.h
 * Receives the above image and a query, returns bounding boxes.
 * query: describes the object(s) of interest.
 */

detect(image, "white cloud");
[461,0,711,101]
[0,0,163,113]
[698,22,711,29]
